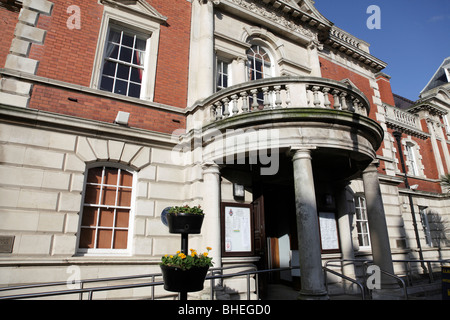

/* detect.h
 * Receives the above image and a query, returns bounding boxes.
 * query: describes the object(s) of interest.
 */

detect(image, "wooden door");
[252,195,266,266]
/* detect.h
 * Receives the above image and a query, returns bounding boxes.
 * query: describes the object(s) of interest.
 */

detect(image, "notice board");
[319,212,340,252]
[221,203,253,256]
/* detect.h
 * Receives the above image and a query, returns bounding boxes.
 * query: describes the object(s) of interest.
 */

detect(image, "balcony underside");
[201,107,384,181]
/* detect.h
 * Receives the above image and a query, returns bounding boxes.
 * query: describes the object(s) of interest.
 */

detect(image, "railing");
[324,258,450,299]
[383,103,424,133]
[0,264,259,300]
[189,76,371,126]
[323,266,366,300]
[2,259,447,300]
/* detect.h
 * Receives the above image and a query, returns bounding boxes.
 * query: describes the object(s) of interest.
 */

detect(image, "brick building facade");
[0,0,449,299]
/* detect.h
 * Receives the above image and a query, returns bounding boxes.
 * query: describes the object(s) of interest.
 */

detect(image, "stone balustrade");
[188,76,371,127]
[384,103,421,129]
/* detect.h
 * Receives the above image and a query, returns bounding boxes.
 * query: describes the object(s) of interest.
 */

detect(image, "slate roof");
[421,57,450,94]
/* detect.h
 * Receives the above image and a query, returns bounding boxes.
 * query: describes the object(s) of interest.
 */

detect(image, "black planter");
[167,213,204,234]
[160,265,209,292]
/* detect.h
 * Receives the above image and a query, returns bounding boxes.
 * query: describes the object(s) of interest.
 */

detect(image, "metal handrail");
[0,264,267,300]
[378,268,408,300]
[322,267,366,300]
[325,258,450,286]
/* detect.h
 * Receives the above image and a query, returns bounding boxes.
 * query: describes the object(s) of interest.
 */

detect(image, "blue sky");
[314,0,450,101]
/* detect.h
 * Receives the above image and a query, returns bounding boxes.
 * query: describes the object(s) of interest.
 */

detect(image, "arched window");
[78,165,134,253]
[247,45,272,81]
[246,45,273,107]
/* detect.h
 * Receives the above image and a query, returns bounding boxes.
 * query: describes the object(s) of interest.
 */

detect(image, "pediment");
[101,0,167,23]
[220,0,333,44]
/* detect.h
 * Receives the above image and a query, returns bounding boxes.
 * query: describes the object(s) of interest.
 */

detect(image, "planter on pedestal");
[167,212,204,234]
[160,265,209,293]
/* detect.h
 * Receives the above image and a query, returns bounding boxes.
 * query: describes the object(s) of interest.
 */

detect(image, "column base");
[297,290,329,300]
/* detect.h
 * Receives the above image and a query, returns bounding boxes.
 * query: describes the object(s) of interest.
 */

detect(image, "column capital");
[202,161,220,175]
[288,145,317,161]
[197,0,220,5]
[361,159,380,174]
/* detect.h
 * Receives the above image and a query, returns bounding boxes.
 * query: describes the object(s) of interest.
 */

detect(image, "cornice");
[324,26,387,72]
[217,0,386,72]
[408,102,448,117]
[100,0,168,23]
[218,0,329,43]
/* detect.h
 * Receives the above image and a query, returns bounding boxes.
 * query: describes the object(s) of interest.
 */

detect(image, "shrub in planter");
[167,205,204,234]
[160,247,213,292]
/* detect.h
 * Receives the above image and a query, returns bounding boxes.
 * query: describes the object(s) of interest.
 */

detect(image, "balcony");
[186,76,384,180]
[383,103,428,139]
[188,76,371,128]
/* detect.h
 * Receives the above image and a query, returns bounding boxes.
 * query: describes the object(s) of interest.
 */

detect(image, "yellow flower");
[178,253,186,259]
[169,255,173,258]
[203,252,208,257]
[206,247,212,251]
[191,252,196,257]
[164,254,168,257]
[176,251,181,254]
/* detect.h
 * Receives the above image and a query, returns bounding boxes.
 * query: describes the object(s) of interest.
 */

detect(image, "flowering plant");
[160,247,213,270]
[168,205,204,215]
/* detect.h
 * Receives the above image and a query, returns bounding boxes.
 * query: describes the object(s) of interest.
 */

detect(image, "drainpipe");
[393,131,427,273]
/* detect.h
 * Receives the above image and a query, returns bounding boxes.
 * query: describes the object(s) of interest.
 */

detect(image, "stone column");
[291,147,328,300]
[361,162,396,287]
[335,182,357,285]
[187,0,215,106]
[202,161,221,268]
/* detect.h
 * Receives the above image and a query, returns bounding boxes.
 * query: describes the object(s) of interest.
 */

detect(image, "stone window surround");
[77,163,137,256]
[90,5,161,102]
[401,136,425,178]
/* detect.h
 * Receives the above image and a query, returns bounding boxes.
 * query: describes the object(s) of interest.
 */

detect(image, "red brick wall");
[29,83,185,134]
[0,5,19,68]
[30,0,103,87]
[149,0,192,108]
[387,128,442,193]
[24,0,191,134]
[319,56,376,121]
[376,74,395,106]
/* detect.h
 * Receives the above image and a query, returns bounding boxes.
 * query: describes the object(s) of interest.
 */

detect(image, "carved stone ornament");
[229,0,317,40]
[101,0,168,23]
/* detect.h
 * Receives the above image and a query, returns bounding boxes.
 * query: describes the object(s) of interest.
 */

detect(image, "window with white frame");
[216,59,230,91]
[99,26,147,98]
[442,115,450,136]
[90,4,162,101]
[78,165,134,254]
[247,45,273,81]
[419,207,433,247]
[405,143,419,176]
[246,45,274,107]
[355,195,371,249]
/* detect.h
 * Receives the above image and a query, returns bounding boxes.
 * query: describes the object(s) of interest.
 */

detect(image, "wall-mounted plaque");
[0,236,15,253]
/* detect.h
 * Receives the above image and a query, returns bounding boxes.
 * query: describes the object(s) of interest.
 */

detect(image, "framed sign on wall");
[221,203,254,257]
[318,211,340,253]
